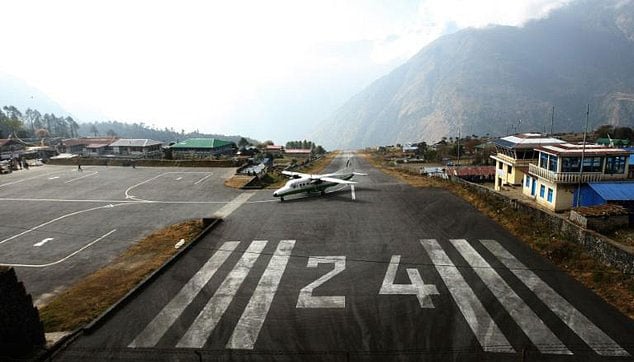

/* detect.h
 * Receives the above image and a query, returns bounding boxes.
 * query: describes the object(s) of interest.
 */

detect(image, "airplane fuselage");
[272,172,354,201]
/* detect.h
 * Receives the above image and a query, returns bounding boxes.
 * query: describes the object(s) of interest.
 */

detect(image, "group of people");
[9,157,29,170]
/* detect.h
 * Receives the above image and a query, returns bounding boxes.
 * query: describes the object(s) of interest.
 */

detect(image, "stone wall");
[0,266,45,358]
[48,158,241,167]
[450,176,634,274]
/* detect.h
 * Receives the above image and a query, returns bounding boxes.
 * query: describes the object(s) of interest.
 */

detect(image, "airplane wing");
[282,170,310,178]
[320,177,357,184]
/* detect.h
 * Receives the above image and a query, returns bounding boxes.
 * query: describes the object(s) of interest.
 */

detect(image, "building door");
[531,179,536,196]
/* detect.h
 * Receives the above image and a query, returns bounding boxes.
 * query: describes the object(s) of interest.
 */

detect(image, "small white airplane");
[273,162,366,201]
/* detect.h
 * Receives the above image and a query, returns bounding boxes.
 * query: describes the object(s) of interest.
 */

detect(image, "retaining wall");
[0,266,46,358]
[450,176,634,274]
[48,158,241,167]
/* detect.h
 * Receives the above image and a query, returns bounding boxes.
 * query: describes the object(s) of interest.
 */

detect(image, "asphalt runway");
[44,155,634,360]
[0,164,244,304]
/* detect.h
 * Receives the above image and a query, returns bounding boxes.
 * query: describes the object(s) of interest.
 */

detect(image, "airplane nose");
[273,192,278,197]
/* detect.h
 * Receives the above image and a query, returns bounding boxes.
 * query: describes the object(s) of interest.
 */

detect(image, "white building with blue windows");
[523,143,630,212]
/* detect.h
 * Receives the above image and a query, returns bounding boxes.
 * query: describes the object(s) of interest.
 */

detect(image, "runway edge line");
[41,217,224,361]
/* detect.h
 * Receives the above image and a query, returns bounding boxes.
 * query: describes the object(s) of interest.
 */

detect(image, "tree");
[66,116,79,138]
[89,124,99,137]
[35,128,49,139]
[238,137,250,147]
[106,129,117,137]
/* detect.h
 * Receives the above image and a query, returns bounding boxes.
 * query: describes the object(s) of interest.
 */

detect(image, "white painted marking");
[0,230,116,268]
[213,192,255,219]
[194,174,212,185]
[177,240,268,348]
[351,185,356,200]
[0,170,67,188]
[124,173,166,200]
[65,171,98,183]
[174,239,185,249]
[0,204,127,245]
[481,239,630,357]
[379,255,438,308]
[450,239,570,355]
[420,239,514,353]
[296,256,346,309]
[176,177,183,181]
[48,176,60,180]
[34,238,54,247]
[227,240,295,350]
[129,241,239,348]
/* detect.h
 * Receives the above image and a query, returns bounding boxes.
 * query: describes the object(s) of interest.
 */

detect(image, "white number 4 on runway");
[296,255,438,309]
[379,255,438,308]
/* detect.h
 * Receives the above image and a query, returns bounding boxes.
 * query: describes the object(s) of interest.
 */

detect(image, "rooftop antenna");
[550,106,555,136]
[576,104,590,208]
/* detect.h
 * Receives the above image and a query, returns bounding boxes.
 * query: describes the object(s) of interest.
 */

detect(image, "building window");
[540,185,545,198]
[525,176,530,187]
[547,188,553,202]
[539,152,549,169]
[548,155,558,172]
[507,165,512,174]
[498,161,503,170]
[562,157,581,172]
[605,156,626,174]
[582,156,603,172]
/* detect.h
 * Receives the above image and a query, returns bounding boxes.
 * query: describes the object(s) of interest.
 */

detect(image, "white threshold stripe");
[420,239,514,353]
[450,239,570,355]
[213,192,254,219]
[0,229,116,268]
[481,239,630,357]
[351,185,356,200]
[177,240,268,348]
[128,241,240,348]
[227,240,296,350]
[65,171,98,183]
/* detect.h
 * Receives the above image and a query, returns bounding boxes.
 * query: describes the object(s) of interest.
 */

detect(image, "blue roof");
[587,182,634,201]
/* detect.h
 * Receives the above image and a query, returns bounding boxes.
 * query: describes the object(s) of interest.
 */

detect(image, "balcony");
[491,153,532,166]
[528,163,627,184]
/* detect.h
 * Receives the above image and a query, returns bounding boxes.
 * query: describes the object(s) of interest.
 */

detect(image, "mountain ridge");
[313,0,634,149]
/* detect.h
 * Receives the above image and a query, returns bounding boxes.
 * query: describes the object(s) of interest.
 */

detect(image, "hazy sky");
[0,0,572,142]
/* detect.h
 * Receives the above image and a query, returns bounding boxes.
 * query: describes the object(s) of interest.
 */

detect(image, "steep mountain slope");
[313,0,634,149]
[0,73,71,117]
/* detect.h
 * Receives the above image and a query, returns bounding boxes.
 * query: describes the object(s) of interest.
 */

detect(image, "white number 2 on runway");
[379,255,438,308]
[297,256,346,308]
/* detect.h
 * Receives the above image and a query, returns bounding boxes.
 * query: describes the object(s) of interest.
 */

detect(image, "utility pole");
[576,104,590,208]
[550,106,555,136]
[457,128,461,166]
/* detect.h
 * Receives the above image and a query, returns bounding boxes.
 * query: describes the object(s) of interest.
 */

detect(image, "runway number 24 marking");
[296,255,438,309]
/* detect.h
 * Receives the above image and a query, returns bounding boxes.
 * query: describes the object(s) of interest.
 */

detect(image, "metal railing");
[528,163,627,184]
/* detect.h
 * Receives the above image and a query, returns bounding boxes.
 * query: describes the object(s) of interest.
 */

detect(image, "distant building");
[490,133,565,191]
[446,166,495,183]
[169,138,236,158]
[61,137,117,155]
[109,139,162,157]
[524,143,630,211]
[402,143,419,153]
[596,138,631,148]
[264,145,284,157]
[0,139,24,160]
[285,149,312,158]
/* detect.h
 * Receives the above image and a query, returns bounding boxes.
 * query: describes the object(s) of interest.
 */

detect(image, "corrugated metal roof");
[109,139,162,147]
[170,138,234,149]
[587,182,634,201]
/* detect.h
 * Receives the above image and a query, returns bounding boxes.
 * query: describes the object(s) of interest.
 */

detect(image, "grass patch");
[363,152,634,320]
[39,220,205,332]
[224,175,256,189]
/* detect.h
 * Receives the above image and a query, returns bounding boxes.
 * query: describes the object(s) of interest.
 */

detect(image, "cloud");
[370,0,574,64]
